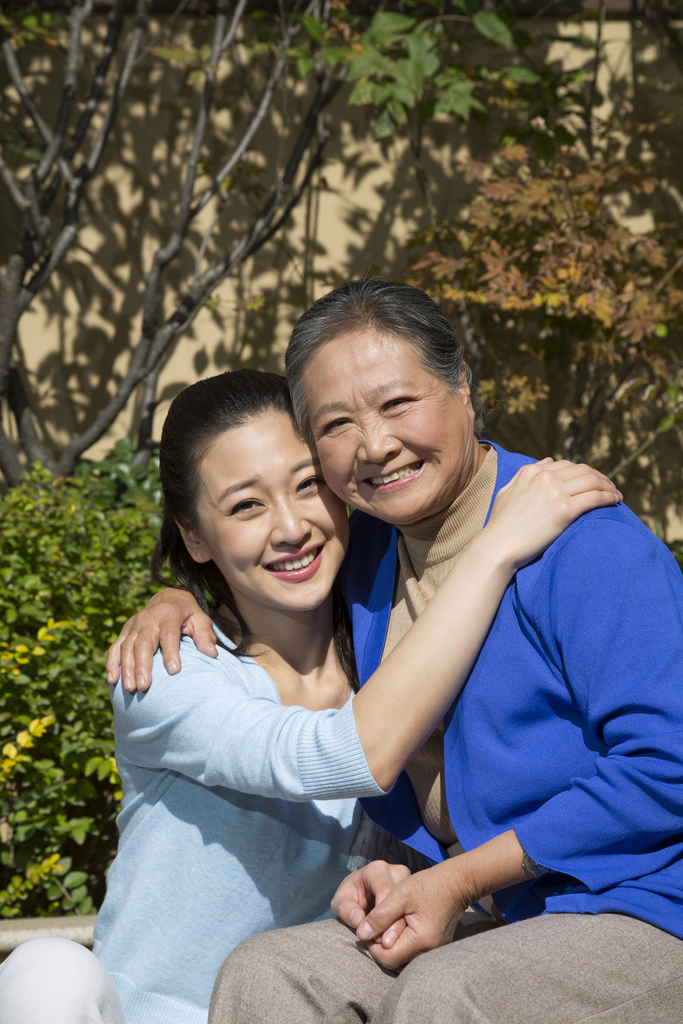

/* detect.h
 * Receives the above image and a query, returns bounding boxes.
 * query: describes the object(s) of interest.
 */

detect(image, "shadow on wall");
[1,18,681,529]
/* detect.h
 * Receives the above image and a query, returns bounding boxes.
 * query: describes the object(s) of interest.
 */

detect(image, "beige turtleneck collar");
[382,445,498,847]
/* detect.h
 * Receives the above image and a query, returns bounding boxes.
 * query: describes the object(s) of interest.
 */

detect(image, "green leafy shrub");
[0,462,161,917]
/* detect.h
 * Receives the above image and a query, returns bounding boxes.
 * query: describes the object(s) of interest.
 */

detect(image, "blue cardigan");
[339,443,683,938]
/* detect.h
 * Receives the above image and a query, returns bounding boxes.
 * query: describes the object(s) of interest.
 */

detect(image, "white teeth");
[268,548,319,573]
[370,463,421,487]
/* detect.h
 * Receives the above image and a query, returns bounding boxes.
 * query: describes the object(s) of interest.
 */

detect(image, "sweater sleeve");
[111,640,384,802]
[513,514,683,893]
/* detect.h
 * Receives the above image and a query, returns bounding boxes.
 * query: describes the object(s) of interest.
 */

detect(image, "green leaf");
[348,80,375,106]
[660,415,675,432]
[472,11,513,47]
[654,324,669,338]
[435,81,485,121]
[148,47,195,64]
[63,871,88,888]
[320,46,351,67]
[503,66,541,84]
[534,132,556,163]
[387,98,408,124]
[393,58,424,99]
[347,47,389,81]
[301,15,325,42]
[368,11,416,47]
[372,83,394,107]
[374,107,395,140]
[407,32,440,79]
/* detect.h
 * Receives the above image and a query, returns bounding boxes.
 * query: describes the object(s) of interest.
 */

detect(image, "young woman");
[0,368,620,1024]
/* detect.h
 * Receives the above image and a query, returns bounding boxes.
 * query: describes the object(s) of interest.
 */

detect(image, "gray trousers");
[209,913,683,1024]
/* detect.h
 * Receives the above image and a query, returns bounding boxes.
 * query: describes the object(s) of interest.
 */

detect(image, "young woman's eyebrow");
[217,478,258,504]
[291,458,320,475]
[216,460,320,505]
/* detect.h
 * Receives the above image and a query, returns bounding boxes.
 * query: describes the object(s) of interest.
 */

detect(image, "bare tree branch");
[219,0,250,56]
[0,255,27,399]
[191,1,312,218]
[141,0,235,341]
[82,0,152,176]
[0,151,29,215]
[34,0,94,186]
[66,0,126,161]
[40,0,126,216]
[0,416,25,486]
[0,11,75,186]
[20,0,152,310]
[6,360,59,474]
[135,358,164,455]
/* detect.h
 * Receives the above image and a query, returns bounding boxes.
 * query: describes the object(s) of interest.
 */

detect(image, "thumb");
[357,884,412,942]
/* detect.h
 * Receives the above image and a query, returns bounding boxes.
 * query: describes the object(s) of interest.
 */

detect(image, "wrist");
[465,530,520,582]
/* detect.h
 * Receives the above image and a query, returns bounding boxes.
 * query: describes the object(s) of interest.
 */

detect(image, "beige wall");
[1,17,682,533]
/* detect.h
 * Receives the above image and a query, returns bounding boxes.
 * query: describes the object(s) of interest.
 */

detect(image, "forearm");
[353,534,515,790]
[444,829,533,909]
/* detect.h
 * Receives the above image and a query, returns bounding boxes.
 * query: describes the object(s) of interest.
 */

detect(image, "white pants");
[0,938,126,1024]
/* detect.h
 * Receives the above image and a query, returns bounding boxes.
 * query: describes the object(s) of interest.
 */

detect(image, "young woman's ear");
[177,523,212,564]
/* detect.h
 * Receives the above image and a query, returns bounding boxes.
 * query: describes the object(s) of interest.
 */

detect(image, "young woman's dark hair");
[285,279,483,442]
[151,369,357,688]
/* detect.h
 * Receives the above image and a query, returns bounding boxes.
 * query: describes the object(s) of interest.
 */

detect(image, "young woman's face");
[180,410,349,618]
[303,332,483,527]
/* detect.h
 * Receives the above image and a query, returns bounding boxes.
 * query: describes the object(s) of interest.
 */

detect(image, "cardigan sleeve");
[111,639,384,802]
[513,514,683,893]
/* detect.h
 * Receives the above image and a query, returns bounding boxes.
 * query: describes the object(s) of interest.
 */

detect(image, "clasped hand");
[332,859,468,970]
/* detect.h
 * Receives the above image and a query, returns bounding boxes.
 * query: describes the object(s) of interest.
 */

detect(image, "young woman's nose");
[270,501,310,548]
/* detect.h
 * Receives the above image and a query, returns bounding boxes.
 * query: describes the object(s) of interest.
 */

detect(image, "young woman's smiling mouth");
[366,460,425,492]
[264,545,324,582]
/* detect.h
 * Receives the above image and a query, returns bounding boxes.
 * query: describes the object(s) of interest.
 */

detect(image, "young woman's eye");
[297,476,324,493]
[229,499,263,515]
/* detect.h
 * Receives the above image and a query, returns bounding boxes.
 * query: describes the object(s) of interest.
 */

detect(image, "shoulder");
[111,634,280,717]
[516,502,683,620]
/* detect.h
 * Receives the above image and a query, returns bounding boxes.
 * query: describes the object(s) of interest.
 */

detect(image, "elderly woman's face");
[302,331,484,527]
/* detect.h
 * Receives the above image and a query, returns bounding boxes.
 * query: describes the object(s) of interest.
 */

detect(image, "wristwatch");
[521,850,549,878]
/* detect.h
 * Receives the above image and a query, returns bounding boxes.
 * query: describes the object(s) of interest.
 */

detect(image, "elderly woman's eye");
[320,417,350,435]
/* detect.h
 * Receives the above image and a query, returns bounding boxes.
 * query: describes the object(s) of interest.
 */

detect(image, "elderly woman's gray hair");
[284,279,480,442]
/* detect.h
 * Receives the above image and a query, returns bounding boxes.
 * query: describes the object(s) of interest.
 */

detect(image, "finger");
[380,915,408,949]
[132,633,158,691]
[335,897,369,930]
[157,609,186,676]
[120,630,140,693]
[363,927,423,971]
[106,628,128,685]
[357,884,413,942]
[187,615,219,659]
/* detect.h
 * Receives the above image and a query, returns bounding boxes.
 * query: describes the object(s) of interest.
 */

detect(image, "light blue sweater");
[93,632,383,1024]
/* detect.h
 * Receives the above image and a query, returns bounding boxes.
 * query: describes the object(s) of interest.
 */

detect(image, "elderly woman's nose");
[360,422,400,464]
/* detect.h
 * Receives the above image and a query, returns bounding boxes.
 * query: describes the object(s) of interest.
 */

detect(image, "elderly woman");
[112,280,683,1024]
